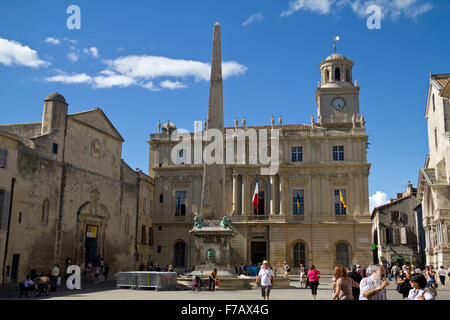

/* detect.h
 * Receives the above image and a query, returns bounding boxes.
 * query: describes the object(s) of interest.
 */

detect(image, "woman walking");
[332,265,359,300]
[307,265,320,300]
[438,265,446,289]
[426,265,438,297]
[397,265,412,300]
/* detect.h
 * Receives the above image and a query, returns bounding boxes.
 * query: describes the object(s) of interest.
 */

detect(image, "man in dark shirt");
[348,265,362,301]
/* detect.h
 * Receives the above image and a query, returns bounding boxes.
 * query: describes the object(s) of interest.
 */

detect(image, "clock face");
[333,98,345,110]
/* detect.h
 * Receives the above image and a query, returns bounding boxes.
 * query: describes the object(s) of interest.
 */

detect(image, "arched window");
[41,198,49,224]
[174,241,186,267]
[293,242,307,267]
[325,69,330,83]
[335,68,341,81]
[336,242,349,267]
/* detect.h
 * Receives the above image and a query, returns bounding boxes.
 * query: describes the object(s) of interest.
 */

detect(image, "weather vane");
[333,35,340,53]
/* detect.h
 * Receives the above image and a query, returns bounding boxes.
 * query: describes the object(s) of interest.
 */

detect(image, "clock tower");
[315,53,363,128]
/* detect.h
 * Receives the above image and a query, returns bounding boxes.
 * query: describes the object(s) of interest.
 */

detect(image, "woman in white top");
[408,274,434,300]
[438,266,446,288]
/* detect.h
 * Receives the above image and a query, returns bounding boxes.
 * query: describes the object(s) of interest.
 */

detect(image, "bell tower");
[316,53,362,128]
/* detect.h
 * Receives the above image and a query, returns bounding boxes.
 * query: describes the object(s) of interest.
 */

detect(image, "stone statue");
[242,116,246,128]
[194,215,204,229]
[311,116,315,128]
[157,120,161,133]
[318,115,322,126]
[360,114,365,128]
[278,115,282,126]
[271,116,275,128]
[234,117,238,129]
[203,119,208,130]
[352,114,356,128]
[220,216,232,229]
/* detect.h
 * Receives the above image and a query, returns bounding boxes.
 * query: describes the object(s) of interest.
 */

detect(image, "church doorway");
[251,241,267,265]
[85,225,98,266]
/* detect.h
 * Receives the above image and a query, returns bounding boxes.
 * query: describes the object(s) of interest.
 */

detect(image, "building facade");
[0,93,149,284]
[417,73,450,268]
[371,184,422,265]
[148,52,373,274]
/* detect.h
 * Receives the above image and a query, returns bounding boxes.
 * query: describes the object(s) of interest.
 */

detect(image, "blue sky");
[1,0,449,211]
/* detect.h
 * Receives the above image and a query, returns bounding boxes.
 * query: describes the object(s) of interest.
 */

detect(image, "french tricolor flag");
[252,176,259,211]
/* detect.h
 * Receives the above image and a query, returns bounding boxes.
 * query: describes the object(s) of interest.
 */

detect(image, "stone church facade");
[0,93,153,284]
[148,53,372,274]
[417,73,450,268]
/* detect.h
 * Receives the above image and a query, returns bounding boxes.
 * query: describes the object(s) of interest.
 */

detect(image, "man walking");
[50,264,60,291]
[256,260,274,301]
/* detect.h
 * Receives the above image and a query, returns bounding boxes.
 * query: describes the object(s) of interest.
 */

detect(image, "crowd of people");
[252,260,449,300]
[328,262,449,300]
[19,256,110,297]
[84,256,110,284]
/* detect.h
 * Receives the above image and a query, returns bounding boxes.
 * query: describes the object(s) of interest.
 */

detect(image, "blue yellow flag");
[296,191,302,212]
[339,191,347,208]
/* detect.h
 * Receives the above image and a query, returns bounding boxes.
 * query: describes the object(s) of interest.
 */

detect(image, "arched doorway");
[293,241,307,267]
[335,242,350,267]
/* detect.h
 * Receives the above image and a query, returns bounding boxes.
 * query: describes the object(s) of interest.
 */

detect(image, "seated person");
[24,276,37,291]
[37,273,50,296]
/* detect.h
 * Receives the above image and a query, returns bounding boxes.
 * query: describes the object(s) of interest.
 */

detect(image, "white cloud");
[92,74,136,88]
[369,191,388,213]
[243,12,265,26]
[45,73,92,84]
[160,80,188,90]
[67,52,79,62]
[281,0,433,20]
[281,0,335,16]
[0,38,48,68]
[45,37,61,45]
[105,55,247,81]
[45,54,247,90]
[141,81,161,91]
[83,47,99,58]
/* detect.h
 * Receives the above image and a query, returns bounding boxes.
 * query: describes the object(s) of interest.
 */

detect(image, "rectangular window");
[0,190,4,228]
[52,143,58,154]
[434,128,438,150]
[142,198,147,214]
[141,225,146,244]
[159,194,163,203]
[334,189,347,215]
[333,146,344,161]
[149,227,153,246]
[149,200,153,216]
[292,190,304,215]
[0,148,7,168]
[175,191,186,216]
[391,211,400,223]
[157,245,161,254]
[291,146,303,163]
[385,228,394,244]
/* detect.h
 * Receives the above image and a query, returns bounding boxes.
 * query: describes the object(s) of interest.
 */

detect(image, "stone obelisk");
[200,22,225,220]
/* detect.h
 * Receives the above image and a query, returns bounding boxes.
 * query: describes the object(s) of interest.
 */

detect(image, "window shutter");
[1,191,11,230]
[0,149,6,168]
[380,228,386,244]
[400,227,407,244]
[394,229,400,244]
